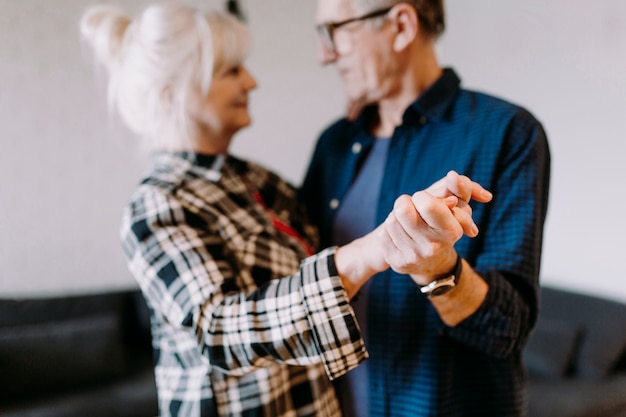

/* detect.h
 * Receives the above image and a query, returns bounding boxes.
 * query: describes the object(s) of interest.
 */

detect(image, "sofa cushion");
[0,312,127,401]
[0,368,158,417]
[0,292,132,402]
[528,374,626,417]
[538,287,626,379]
[524,317,585,380]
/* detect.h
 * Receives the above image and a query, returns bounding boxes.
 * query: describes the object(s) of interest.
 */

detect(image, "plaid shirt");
[121,152,367,417]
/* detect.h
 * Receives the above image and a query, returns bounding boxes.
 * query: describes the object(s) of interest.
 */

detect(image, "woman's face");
[189,64,257,150]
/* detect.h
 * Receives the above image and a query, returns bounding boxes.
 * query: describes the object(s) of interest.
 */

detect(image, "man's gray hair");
[353,0,445,39]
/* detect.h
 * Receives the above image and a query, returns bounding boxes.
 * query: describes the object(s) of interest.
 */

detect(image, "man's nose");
[318,41,338,65]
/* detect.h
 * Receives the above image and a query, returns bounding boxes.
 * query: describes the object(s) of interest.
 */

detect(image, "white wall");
[1,0,624,301]
[439,0,626,302]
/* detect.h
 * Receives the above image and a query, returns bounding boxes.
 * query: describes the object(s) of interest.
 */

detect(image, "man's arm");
[374,116,550,358]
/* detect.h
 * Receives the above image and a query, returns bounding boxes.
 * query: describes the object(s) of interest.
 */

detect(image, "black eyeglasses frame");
[316,7,393,53]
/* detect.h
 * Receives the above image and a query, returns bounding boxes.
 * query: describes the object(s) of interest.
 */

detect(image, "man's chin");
[344,95,369,120]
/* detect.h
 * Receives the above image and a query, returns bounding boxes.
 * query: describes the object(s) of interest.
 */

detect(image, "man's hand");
[425,170,492,238]
[335,171,491,298]
[378,171,492,283]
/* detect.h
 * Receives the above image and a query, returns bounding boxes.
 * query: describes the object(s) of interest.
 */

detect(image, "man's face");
[316,0,395,107]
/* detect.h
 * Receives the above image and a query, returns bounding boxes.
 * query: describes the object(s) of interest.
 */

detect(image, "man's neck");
[372,48,442,138]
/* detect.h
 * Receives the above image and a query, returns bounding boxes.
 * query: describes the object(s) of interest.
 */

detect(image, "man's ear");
[390,3,418,52]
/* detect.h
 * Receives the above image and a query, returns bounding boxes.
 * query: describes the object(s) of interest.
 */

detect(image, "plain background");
[1,0,625,301]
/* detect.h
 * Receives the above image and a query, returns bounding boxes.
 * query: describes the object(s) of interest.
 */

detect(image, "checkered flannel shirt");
[121,152,367,417]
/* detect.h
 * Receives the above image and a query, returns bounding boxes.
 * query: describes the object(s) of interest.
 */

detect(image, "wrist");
[427,260,489,326]
[410,249,458,286]
[335,237,383,298]
[418,253,462,298]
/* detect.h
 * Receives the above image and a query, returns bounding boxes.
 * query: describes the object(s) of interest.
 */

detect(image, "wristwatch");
[419,255,462,298]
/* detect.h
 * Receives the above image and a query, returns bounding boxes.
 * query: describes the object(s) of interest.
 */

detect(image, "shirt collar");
[352,67,461,128]
[151,151,227,182]
[404,67,461,124]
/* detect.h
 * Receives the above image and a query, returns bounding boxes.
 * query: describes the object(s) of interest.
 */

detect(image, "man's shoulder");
[456,87,540,125]
[451,88,548,151]
[320,116,354,138]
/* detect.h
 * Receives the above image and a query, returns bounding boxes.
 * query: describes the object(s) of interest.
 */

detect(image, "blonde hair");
[80,3,250,151]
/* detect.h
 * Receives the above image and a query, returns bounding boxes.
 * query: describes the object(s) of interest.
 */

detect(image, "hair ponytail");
[80,5,130,71]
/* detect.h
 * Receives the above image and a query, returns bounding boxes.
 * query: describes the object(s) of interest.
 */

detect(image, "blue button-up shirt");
[300,68,551,416]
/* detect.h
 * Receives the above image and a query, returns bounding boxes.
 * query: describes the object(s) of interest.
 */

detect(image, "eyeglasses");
[316,7,392,53]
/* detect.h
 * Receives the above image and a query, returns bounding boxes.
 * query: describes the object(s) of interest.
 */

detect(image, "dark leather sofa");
[2,285,625,417]
[0,289,158,417]
[524,286,626,417]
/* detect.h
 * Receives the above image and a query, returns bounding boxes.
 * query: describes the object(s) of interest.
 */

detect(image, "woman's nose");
[241,66,257,91]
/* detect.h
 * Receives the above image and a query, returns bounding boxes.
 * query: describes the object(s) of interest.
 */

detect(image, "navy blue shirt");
[300,68,551,416]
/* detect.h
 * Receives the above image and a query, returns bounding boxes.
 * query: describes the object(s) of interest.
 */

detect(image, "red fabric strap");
[253,192,314,256]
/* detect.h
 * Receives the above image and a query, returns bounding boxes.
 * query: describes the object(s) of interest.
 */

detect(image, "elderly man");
[300,0,551,416]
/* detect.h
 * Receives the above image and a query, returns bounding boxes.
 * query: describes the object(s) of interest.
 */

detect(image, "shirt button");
[419,116,427,124]
[351,142,362,154]
[329,198,340,210]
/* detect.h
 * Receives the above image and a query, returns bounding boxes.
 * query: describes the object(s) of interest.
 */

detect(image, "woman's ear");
[390,3,419,52]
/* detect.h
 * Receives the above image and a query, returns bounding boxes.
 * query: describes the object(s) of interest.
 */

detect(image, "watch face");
[421,274,457,298]
[428,284,455,297]
[421,255,462,298]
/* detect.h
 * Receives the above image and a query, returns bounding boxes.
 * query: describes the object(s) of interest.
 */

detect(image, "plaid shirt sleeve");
[122,183,367,380]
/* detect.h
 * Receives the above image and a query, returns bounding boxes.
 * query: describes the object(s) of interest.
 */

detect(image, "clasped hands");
[335,171,492,299]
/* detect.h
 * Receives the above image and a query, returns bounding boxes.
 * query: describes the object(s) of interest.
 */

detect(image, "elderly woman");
[80,3,489,416]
